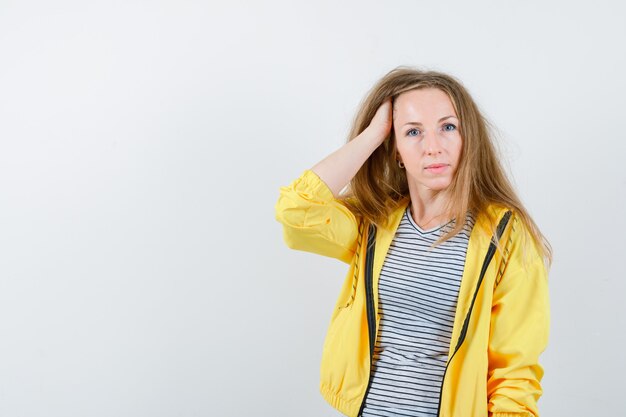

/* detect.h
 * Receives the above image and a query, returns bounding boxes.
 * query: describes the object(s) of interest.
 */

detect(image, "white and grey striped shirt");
[360,206,475,417]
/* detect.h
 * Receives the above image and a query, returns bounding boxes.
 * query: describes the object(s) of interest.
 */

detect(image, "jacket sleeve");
[274,169,360,264]
[487,214,551,417]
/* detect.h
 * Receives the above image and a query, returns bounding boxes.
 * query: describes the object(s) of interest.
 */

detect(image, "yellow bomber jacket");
[274,169,550,417]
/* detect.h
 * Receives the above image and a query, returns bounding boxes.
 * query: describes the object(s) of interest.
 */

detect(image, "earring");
[397,160,405,169]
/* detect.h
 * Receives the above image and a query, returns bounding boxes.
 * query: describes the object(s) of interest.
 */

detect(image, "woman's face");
[393,87,463,195]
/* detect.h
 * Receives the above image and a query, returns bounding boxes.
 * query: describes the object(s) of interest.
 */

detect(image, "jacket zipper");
[357,223,377,417]
[435,210,512,417]
[356,211,511,417]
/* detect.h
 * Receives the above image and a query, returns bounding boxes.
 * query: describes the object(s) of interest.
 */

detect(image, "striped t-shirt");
[360,206,475,417]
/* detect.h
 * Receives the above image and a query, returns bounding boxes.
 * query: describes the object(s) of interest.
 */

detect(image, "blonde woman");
[274,67,551,417]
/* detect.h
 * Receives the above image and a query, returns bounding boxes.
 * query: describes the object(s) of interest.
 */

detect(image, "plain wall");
[0,1,625,416]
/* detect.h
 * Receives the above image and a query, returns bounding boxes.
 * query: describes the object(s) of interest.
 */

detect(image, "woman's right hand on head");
[365,98,393,145]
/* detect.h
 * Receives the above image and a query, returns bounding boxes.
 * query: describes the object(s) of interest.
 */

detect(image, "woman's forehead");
[393,88,457,122]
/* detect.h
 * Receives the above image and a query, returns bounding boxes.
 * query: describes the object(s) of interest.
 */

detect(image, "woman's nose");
[424,132,442,154]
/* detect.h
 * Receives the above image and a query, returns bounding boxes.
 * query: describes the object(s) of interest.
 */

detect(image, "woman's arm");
[274,99,392,262]
[311,99,392,197]
[487,214,551,417]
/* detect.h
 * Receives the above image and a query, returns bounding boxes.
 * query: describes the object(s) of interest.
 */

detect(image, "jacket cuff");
[292,169,335,202]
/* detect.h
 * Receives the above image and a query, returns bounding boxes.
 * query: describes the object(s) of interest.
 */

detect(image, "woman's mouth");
[425,163,449,174]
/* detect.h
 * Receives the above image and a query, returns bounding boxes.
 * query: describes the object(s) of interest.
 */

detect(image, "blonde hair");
[338,66,553,266]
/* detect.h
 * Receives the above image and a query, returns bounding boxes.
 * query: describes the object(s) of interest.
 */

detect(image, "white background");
[1,1,625,416]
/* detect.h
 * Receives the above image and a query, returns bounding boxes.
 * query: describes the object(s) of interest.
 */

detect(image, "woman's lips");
[425,163,449,173]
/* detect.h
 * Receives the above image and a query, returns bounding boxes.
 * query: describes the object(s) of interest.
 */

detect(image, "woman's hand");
[365,98,393,145]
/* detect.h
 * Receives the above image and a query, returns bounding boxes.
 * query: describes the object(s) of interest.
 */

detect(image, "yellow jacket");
[275,169,550,417]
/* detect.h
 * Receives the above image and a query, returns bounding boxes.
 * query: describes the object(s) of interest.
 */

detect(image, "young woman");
[274,67,551,417]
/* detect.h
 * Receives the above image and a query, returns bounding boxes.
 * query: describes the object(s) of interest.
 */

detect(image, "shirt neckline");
[405,205,455,234]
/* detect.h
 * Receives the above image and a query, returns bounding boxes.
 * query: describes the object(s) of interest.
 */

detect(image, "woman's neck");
[408,185,453,230]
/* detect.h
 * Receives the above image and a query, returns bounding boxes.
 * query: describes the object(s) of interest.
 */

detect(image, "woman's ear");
[392,142,403,164]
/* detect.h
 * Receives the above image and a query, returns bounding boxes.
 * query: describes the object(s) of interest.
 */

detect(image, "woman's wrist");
[359,125,389,149]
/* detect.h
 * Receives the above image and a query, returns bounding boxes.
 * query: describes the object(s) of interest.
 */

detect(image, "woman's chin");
[411,179,453,193]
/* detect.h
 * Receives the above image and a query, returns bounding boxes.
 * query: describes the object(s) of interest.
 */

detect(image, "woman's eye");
[443,123,457,132]
[407,128,421,137]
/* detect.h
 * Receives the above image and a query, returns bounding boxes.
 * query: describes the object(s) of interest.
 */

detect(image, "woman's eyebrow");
[402,115,458,127]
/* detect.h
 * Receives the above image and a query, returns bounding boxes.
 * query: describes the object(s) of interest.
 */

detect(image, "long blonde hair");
[339,66,553,266]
